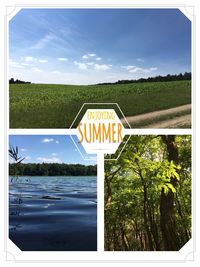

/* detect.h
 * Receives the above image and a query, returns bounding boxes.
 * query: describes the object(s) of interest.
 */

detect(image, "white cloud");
[9,60,24,69]
[22,56,35,62]
[74,61,88,70]
[82,55,88,59]
[21,63,34,66]
[42,138,54,143]
[51,153,58,156]
[82,53,97,60]
[57,58,68,61]
[122,65,135,71]
[55,140,59,144]
[86,62,94,66]
[21,148,28,152]
[25,156,31,160]
[128,67,142,73]
[38,59,48,63]
[149,67,158,71]
[94,64,112,71]
[129,67,157,73]
[37,157,61,163]
[12,65,154,85]
[122,65,157,73]
[31,67,42,72]
[21,57,48,64]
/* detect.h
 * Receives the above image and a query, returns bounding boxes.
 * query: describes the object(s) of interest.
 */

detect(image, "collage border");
[4,3,195,263]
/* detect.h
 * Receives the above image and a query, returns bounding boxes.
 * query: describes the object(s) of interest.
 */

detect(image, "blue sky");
[9,135,96,165]
[9,8,191,84]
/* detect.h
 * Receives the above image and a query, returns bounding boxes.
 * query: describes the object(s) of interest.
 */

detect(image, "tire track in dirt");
[121,104,191,128]
[145,114,191,128]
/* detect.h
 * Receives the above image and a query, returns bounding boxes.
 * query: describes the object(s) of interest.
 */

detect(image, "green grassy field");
[9,80,191,128]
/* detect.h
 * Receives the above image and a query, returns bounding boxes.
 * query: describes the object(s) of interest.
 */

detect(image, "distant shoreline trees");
[9,72,191,86]
[97,72,191,86]
[9,163,97,176]
[9,78,31,84]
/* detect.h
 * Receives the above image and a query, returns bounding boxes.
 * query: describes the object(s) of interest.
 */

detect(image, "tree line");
[98,72,191,85]
[9,163,97,176]
[9,78,31,84]
[105,135,191,251]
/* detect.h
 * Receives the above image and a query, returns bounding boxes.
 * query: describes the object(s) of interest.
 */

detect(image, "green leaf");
[141,169,146,177]
[167,183,176,193]
[163,185,169,194]
[172,169,180,180]
[135,154,142,161]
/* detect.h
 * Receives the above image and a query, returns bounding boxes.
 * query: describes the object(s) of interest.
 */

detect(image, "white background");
[0,0,200,266]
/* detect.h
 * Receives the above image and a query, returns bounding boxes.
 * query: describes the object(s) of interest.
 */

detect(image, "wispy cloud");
[42,138,54,143]
[25,156,31,160]
[96,57,102,61]
[20,56,48,65]
[82,55,88,59]
[51,153,58,156]
[122,65,157,73]
[21,62,34,66]
[74,61,88,70]
[122,65,135,71]
[82,53,96,59]
[55,140,59,144]
[74,60,111,71]
[37,156,61,163]
[31,67,42,72]
[86,62,94,66]
[94,64,112,71]
[57,57,68,61]
[38,59,48,63]
[9,60,24,69]
[22,56,35,62]
[31,33,55,50]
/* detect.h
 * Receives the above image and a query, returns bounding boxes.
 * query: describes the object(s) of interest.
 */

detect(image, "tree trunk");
[105,176,112,207]
[142,182,154,250]
[160,135,181,250]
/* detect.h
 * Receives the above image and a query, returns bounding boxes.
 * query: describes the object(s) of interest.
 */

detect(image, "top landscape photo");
[9,8,191,129]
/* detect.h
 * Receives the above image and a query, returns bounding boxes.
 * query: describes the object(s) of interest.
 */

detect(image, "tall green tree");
[104,135,191,251]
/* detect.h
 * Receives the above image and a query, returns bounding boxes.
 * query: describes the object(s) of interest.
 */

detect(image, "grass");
[9,80,191,128]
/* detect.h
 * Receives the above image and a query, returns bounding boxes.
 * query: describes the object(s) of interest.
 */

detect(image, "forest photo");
[105,135,191,251]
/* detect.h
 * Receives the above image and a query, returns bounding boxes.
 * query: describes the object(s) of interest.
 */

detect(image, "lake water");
[9,176,97,251]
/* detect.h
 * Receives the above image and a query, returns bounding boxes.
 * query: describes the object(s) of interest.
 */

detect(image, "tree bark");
[160,135,181,250]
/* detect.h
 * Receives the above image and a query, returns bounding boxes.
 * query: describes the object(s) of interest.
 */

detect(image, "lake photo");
[9,135,97,251]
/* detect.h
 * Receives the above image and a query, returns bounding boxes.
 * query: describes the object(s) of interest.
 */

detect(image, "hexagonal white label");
[77,109,125,154]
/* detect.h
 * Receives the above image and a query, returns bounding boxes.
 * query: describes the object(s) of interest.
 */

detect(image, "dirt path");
[121,104,191,128]
[145,114,191,128]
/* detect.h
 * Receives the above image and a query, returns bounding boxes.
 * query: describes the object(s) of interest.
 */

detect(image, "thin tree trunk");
[142,183,154,250]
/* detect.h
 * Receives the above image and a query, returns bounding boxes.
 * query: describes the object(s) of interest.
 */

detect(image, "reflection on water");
[9,176,97,251]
